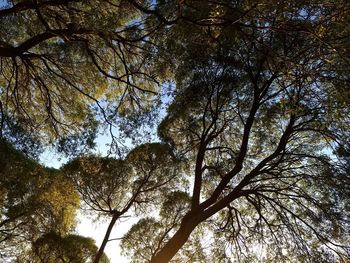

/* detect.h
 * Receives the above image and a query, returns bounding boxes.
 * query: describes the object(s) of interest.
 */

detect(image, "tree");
[63,143,180,263]
[124,69,350,262]
[0,139,80,261]
[119,1,350,262]
[2,1,350,262]
[0,0,165,154]
[29,232,109,263]
[121,191,208,263]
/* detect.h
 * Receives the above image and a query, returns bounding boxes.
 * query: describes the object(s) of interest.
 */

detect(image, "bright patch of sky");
[40,127,151,262]
[0,1,174,259]
[76,212,137,263]
[0,0,8,7]
[40,84,175,262]
[40,132,132,262]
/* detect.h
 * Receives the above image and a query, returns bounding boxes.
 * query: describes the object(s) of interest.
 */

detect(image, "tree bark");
[149,217,198,263]
[93,213,119,263]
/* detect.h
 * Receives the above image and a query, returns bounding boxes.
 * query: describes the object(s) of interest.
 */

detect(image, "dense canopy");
[1,0,350,262]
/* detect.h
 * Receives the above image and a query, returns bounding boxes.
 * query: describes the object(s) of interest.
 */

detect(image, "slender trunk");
[149,219,198,263]
[93,214,119,263]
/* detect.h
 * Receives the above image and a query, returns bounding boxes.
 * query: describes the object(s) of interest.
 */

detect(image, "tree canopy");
[0,0,163,155]
[63,142,180,263]
[0,139,81,261]
[1,0,350,262]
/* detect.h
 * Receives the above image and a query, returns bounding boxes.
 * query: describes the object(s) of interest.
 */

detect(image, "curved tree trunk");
[93,214,119,263]
[149,219,198,263]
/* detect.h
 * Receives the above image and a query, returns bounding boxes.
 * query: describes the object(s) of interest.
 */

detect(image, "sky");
[38,86,173,262]
[0,1,171,261]
[77,214,133,263]
[0,0,128,261]
[41,133,132,263]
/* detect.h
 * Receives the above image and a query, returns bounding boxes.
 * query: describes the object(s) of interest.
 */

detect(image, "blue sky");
[40,132,131,262]
[0,1,170,261]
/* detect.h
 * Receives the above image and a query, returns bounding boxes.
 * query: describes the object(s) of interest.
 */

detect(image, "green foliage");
[124,1,350,262]
[0,0,161,153]
[1,1,350,262]
[64,156,131,215]
[0,139,80,260]
[64,143,180,217]
[62,142,182,262]
[121,217,166,262]
[23,232,109,263]
[121,191,206,263]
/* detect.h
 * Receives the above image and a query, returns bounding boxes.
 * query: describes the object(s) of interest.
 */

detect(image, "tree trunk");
[149,219,198,263]
[93,214,119,263]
